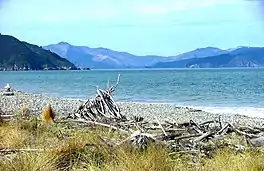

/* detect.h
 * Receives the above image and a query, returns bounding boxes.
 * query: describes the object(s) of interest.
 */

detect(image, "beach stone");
[1,90,264,127]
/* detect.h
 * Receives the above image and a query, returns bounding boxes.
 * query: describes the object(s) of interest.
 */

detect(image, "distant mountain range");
[166,47,228,62]
[44,42,165,69]
[0,34,77,70]
[1,34,264,70]
[153,47,264,68]
[44,42,264,69]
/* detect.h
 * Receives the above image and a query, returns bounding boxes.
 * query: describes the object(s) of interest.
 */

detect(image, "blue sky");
[0,0,264,56]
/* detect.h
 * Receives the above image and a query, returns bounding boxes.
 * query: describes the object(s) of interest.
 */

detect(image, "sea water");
[1,68,264,117]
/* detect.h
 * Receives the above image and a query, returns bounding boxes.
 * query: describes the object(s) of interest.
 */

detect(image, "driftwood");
[66,119,131,134]
[0,115,15,120]
[0,148,44,153]
[249,136,264,147]
[0,109,14,121]
[69,74,126,123]
[65,74,264,154]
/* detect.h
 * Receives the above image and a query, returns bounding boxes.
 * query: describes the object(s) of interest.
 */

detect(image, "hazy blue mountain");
[152,47,264,68]
[44,42,165,69]
[167,47,227,61]
[0,35,77,71]
[44,42,264,69]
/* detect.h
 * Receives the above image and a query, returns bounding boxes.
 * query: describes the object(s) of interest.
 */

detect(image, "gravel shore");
[1,90,264,126]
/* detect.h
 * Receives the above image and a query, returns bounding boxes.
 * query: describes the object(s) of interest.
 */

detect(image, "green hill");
[0,34,77,70]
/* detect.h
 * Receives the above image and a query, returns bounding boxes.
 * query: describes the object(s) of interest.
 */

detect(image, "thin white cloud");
[40,8,118,23]
[133,0,234,14]
[0,0,243,25]
[37,0,235,23]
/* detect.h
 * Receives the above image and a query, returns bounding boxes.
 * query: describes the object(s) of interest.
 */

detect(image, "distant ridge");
[0,34,77,71]
[167,47,227,61]
[2,33,263,70]
[44,42,166,69]
[152,47,264,68]
[43,41,264,69]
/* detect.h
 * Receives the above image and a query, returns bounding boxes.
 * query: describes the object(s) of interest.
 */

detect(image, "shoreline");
[1,90,264,126]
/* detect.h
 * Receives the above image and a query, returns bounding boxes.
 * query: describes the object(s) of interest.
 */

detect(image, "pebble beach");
[1,90,264,126]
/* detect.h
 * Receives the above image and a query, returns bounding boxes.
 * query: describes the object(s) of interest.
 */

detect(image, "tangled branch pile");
[70,74,126,122]
[67,75,264,155]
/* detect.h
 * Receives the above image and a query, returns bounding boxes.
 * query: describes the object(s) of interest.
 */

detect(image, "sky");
[0,0,264,56]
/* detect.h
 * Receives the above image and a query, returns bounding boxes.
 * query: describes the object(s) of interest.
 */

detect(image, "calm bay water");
[1,68,264,117]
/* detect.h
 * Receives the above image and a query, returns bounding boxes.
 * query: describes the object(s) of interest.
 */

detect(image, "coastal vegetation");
[0,113,264,171]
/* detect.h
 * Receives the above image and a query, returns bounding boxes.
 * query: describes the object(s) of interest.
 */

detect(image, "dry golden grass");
[0,125,29,148]
[202,149,264,171]
[0,152,59,171]
[0,118,264,171]
[103,144,173,171]
[42,104,55,124]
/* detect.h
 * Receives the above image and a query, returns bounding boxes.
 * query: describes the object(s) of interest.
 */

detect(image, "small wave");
[192,106,264,118]
[112,100,264,118]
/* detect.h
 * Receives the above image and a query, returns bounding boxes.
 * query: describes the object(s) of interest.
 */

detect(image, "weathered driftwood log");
[0,148,44,153]
[0,107,16,121]
[0,114,14,120]
[66,119,131,134]
[249,136,264,147]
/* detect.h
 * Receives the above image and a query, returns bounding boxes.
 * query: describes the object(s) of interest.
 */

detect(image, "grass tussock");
[202,149,264,171]
[104,144,173,171]
[42,104,55,124]
[0,117,264,171]
[0,125,29,148]
[0,152,58,171]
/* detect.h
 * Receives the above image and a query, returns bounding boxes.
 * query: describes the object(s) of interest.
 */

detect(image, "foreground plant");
[1,118,264,171]
[42,104,55,124]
